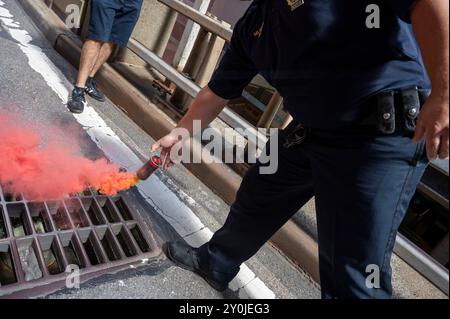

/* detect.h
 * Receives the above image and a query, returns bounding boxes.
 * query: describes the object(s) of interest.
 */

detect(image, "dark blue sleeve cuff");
[207,38,258,99]
[207,46,258,100]
[208,76,241,100]
[387,0,418,22]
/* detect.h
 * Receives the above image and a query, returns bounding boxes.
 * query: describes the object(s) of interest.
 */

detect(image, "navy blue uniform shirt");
[208,0,431,129]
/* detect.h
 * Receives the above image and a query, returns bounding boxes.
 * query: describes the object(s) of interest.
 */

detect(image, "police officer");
[153,0,449,299]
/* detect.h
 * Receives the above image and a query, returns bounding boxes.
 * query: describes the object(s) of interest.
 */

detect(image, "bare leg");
[89,42,115,78]
[76,39,103,88]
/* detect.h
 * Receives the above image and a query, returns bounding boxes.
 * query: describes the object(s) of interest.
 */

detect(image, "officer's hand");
[151,132,181,170]
[413,95,449,160]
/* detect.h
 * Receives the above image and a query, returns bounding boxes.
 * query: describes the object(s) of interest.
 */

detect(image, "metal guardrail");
[395,234,449,295]
[159,0,233,42]
[156,0,283,130]
[129,39,200,98]
[128,38,268,146]
[128,0,272,144]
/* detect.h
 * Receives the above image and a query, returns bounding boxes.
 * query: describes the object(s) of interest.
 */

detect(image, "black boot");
[85,77,106,102]
[67,87,86,114]
[163,241,230,292]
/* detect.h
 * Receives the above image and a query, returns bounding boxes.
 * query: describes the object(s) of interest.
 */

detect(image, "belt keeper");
[377,91,396,134]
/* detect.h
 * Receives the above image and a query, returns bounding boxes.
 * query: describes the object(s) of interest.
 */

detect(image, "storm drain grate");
[0,186,159,298]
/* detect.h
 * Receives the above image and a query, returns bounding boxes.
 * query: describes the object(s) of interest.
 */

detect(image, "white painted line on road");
[0,7,12,18]
[229,265,257,291]
[0,1,275,299]
[0,17,20,28]
[239,277,276,299]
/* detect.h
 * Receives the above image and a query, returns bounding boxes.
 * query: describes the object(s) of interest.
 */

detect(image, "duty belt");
[360,86,431,135]
[283,86,431,149]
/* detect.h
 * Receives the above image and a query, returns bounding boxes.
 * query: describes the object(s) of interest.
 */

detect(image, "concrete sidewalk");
[0,0,321,299]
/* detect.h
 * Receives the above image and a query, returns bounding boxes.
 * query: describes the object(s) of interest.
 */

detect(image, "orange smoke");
[93,171,140,196]
[0,110,138,200]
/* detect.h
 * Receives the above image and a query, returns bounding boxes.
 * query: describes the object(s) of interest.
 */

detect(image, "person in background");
[68,0,143,113]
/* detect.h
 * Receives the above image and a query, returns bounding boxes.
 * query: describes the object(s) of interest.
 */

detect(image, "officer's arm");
[176,86,229,134]
[412,0,449,107]
[411,0,449,160]
[151,87,229,169]
[151,16,258,169]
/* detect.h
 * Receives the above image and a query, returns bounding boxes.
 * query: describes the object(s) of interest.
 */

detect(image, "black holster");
[376,86,431,135]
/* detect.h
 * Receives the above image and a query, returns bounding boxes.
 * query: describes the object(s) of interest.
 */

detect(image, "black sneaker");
[67,87,86,114]
[163,241,230,292]
[85,77,105,102]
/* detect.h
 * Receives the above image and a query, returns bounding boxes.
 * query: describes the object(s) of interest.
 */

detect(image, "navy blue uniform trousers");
[198,127,428,299]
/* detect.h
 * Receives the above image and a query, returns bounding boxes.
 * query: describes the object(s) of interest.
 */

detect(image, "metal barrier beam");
[257,91,283,128]
[159,0,286,128]
[158,0,233,42]
[128,39,200,98]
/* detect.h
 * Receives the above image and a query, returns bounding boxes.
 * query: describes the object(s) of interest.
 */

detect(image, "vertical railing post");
[257,92,283,129]
[173,0,212,70]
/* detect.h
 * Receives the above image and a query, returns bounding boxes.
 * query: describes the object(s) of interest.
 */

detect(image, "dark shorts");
[87,0,143,47]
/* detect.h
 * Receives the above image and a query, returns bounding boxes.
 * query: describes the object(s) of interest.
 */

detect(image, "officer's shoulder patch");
[253,22,264,38]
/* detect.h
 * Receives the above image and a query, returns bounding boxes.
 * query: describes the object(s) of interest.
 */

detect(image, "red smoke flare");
[0,111,138,200]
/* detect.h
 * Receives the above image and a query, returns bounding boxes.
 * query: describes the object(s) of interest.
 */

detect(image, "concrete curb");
[17,0,81,46]
[18,0,321,283]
